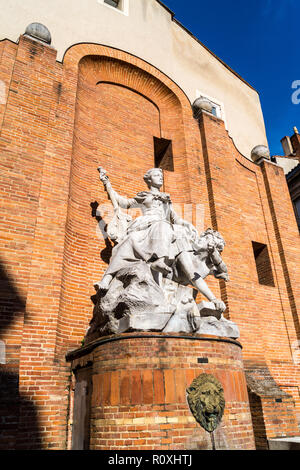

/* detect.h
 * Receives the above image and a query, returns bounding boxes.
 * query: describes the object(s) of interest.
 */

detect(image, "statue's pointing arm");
[210,248,229,281]
[97,167,136,209]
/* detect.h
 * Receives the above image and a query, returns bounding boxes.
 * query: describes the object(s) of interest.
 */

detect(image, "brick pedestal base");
[67,333,255,450]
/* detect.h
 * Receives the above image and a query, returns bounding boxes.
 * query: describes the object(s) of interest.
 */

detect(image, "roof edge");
[286,163,300,180]
[155,0,175,18]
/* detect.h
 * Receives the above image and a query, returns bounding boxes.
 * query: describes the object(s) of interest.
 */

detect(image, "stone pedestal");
[67,333,255,450]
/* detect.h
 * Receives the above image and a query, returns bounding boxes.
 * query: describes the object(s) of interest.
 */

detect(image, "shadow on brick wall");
[90,201,114,265]
[0,262,41,449]
[0,370,42,449]
[248,390,268,450]
[0,263,26,335]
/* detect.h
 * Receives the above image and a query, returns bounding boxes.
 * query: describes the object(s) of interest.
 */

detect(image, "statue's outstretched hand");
[97,167,109,184]
[215,272,229,282]
[184,221,198,240]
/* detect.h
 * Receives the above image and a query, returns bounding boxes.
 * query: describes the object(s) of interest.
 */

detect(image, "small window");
[98,0,129,15]
[104,0,119,7]
[252,242,275,286]
[198,95,222,119]
[211,104,222,119]
[211,106,217,117]
[196,90,227,127]
[154,137,174,171]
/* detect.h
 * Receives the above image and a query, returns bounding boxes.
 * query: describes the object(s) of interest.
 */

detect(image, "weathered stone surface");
[197,300,224,320]
[86,262,174,340]
[162,282,197,333]
[192,315,240,339]
[192,97,213,118]
[25,23,52,44]
[251,144,270,163]
[268,437,300,450]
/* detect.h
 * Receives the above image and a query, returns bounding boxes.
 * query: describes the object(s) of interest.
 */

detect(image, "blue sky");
[162,0,300,156]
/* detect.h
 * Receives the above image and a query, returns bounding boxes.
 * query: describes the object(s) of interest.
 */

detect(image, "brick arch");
[96,81,161,112]
[63,43,192,114]
[55,45,204,354]
[76,55,190,187]
[62,43,204,204]
[78,55,181,118]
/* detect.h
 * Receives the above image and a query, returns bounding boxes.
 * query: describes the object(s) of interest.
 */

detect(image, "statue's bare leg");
[176,252,216,301]
[94,274,113,292]
[151,257,172,276]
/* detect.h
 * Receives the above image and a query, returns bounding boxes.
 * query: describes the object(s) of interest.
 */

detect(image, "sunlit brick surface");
[0,35,299,449]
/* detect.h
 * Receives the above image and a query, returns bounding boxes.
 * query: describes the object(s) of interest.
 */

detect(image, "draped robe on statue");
[104,191,194,278]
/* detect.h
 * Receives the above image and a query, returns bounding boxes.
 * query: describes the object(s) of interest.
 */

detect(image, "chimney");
[291,126,300,154]
[281,127,300,156]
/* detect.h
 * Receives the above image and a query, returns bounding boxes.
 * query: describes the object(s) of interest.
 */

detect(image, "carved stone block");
[197,301,223,319]
[193,315,240,339]
[118,311,172,333]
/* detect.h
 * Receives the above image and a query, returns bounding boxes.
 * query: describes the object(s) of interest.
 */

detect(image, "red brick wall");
[197,112,300,439]
[0,35,69,448]
[0,35,299,449]
[291,132,300,155]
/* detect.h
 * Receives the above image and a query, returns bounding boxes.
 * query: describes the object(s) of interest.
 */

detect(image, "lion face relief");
[186,373,225,433]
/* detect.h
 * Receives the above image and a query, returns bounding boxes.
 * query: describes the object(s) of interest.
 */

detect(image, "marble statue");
[86,167,239,341]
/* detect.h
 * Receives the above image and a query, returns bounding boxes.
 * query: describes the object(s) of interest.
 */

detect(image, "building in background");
[0,0,299,450]
[276,128,300,232]
[287,165,300,231]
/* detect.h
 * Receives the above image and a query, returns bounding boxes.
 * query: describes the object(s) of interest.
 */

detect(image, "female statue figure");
[95,167,228,312]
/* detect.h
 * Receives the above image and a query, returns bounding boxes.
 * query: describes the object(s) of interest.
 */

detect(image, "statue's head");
[187,373,225,433]
[144,168,163,189]
[200,228,225,252]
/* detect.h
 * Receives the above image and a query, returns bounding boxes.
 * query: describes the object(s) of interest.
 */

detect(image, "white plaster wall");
[0,0,268,158]
[276,157,299,175]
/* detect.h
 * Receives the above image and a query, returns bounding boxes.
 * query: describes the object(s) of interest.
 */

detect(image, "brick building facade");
[278,128,300,232]
[0,0,299,450]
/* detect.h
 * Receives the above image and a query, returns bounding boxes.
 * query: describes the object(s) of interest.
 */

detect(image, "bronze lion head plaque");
[186,373,225,433]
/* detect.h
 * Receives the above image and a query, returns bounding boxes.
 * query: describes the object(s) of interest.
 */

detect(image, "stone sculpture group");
[86,167,239,342]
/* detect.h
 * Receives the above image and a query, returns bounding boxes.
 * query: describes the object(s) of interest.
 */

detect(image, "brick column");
[196,111,266,356]
[196,110,300,443]
[261,160,300,343]
[0,33,77,449]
